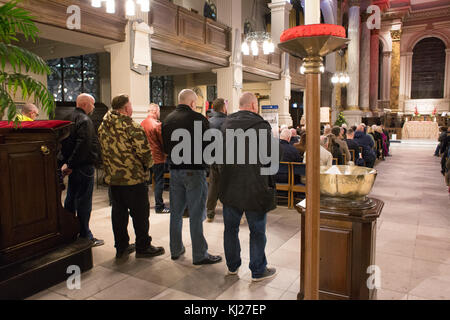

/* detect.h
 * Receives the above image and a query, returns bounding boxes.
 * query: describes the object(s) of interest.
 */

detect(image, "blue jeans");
[152,163,165,211]
[64,165,95,240]
[169,169,208,262]
[223,205,268,277]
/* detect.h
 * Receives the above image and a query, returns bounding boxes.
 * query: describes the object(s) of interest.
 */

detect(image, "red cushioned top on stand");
[0,120,72,129]
[280,24,346,43]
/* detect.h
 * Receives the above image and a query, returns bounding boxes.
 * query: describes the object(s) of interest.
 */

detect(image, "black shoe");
[156,207,170,214]
[171,246,186,260]
[193,254,222,265]
[115,243,136,259]
[136,245,165,258]
[252,267,277,282]
[92,238,105,247]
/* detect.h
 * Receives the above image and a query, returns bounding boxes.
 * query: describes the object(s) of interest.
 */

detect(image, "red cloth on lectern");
[280,24,346,43]
[0,120,72,129]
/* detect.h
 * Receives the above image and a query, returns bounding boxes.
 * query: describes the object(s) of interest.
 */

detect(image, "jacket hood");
[102,111,131,128]
[223,111,268,131]
[354,131,365,139]
[210,110,227,118]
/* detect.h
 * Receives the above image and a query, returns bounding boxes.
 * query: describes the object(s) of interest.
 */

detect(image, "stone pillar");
[389,29,401,112]
[215,0,242,114]
[269,0,293,126]
[399,51,413,112]
[344,0,362,125]
[381,51,391,101]
[105,18,150,123]
[359,17,371,113]
[346,0,360,111]
[369,29,380,113]
[444,49,450,99]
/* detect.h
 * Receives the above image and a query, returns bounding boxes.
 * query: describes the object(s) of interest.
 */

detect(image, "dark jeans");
[110,183,152,252]
[64,165,95,240]
[223,205,268,277]
[152,163,166,211]
[206,164,220,216]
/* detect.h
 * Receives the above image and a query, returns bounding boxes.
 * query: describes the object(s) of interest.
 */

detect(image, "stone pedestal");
[343,110,363,127]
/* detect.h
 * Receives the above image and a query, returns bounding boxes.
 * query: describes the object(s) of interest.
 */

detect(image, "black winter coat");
[218,111,279,213]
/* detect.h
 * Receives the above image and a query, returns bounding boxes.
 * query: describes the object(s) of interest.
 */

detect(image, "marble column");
[369,29,380,113]
[215,0,242,114]
[344,0,362,125]
[444,49,450,99]
[105,12,150,123]
[359,17,371,113]
[346,0,360,111]
[389,29,401,112]
[381,51,391,102]
[269,0,293,126]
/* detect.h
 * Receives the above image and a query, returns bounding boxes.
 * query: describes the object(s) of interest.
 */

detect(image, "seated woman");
[326,134,344,165]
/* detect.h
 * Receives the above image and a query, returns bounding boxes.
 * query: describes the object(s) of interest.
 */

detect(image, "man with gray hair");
[141,103,170,214]
[162,89,222,265]
[219,92,278,281]
[17,103,39,121]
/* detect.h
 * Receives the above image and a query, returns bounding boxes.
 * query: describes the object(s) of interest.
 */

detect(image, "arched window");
[411,37,446,99]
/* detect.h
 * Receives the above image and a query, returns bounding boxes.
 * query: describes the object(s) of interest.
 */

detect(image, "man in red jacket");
[141,104,170,214]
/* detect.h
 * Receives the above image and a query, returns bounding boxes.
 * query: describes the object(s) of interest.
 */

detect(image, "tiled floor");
[28,141,450,300]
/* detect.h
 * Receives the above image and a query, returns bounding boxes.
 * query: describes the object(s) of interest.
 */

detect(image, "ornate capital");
[390,30,402,41]
[349,0,360,7]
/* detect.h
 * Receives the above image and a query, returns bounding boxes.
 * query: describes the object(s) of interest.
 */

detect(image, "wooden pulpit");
[0,121,93,299]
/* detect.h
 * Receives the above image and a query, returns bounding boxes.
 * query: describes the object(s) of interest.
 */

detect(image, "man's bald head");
[22,103,39,120]
[178,89,198,110]
[76,93,95,115]
[239,92,258,113]
[280,128,292,142]
[356,125,365,132]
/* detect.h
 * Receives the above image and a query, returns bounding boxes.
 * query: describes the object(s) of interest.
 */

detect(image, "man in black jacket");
[60,93,104,247]
[219,92,278,282]
[206,98,227,222]
[162,89,222,265]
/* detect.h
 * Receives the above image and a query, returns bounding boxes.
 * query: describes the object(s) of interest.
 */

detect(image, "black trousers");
[110,183,152,252]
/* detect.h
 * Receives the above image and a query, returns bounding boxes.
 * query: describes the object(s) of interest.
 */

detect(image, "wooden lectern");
[0,121,93,299]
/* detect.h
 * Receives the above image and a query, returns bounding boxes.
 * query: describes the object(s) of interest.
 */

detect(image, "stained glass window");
[47,54,100,103]
[150,76,174,107]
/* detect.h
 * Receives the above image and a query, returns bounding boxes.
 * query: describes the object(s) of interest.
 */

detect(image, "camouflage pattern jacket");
[98,111,153,186]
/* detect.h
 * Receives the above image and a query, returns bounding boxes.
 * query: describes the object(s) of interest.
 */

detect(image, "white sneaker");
[227,267,239,275]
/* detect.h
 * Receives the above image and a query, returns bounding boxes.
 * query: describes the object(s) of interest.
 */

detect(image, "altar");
[401,121,440,140]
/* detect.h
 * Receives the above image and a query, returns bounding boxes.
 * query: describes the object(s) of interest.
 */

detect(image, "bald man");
[162,89,222,265]
[59,93,104,247]
[219,92,278,282]
[141,103,169,214]
[17,103,39,121]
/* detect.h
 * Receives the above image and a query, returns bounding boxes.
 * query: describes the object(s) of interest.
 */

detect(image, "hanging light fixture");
[241,32,275,56]
[331,72,350,85]
[91,0,151,17]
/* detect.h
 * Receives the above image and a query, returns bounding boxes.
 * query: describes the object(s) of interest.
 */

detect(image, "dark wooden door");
[0,141,59,255]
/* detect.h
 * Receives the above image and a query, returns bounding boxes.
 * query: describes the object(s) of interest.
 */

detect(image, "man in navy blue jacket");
[353,125,376,168]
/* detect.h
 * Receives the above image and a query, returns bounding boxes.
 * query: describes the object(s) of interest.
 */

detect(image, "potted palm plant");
[0,0,54,122]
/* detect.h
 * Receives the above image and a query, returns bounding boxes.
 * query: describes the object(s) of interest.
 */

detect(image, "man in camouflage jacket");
[98,94,165,259]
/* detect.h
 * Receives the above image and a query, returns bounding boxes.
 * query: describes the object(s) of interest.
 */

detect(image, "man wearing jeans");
[219,92,278,281]
[98,94,165,259]
[60,93,104,247]
[141,103,170,214]
[162,89,222,265]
